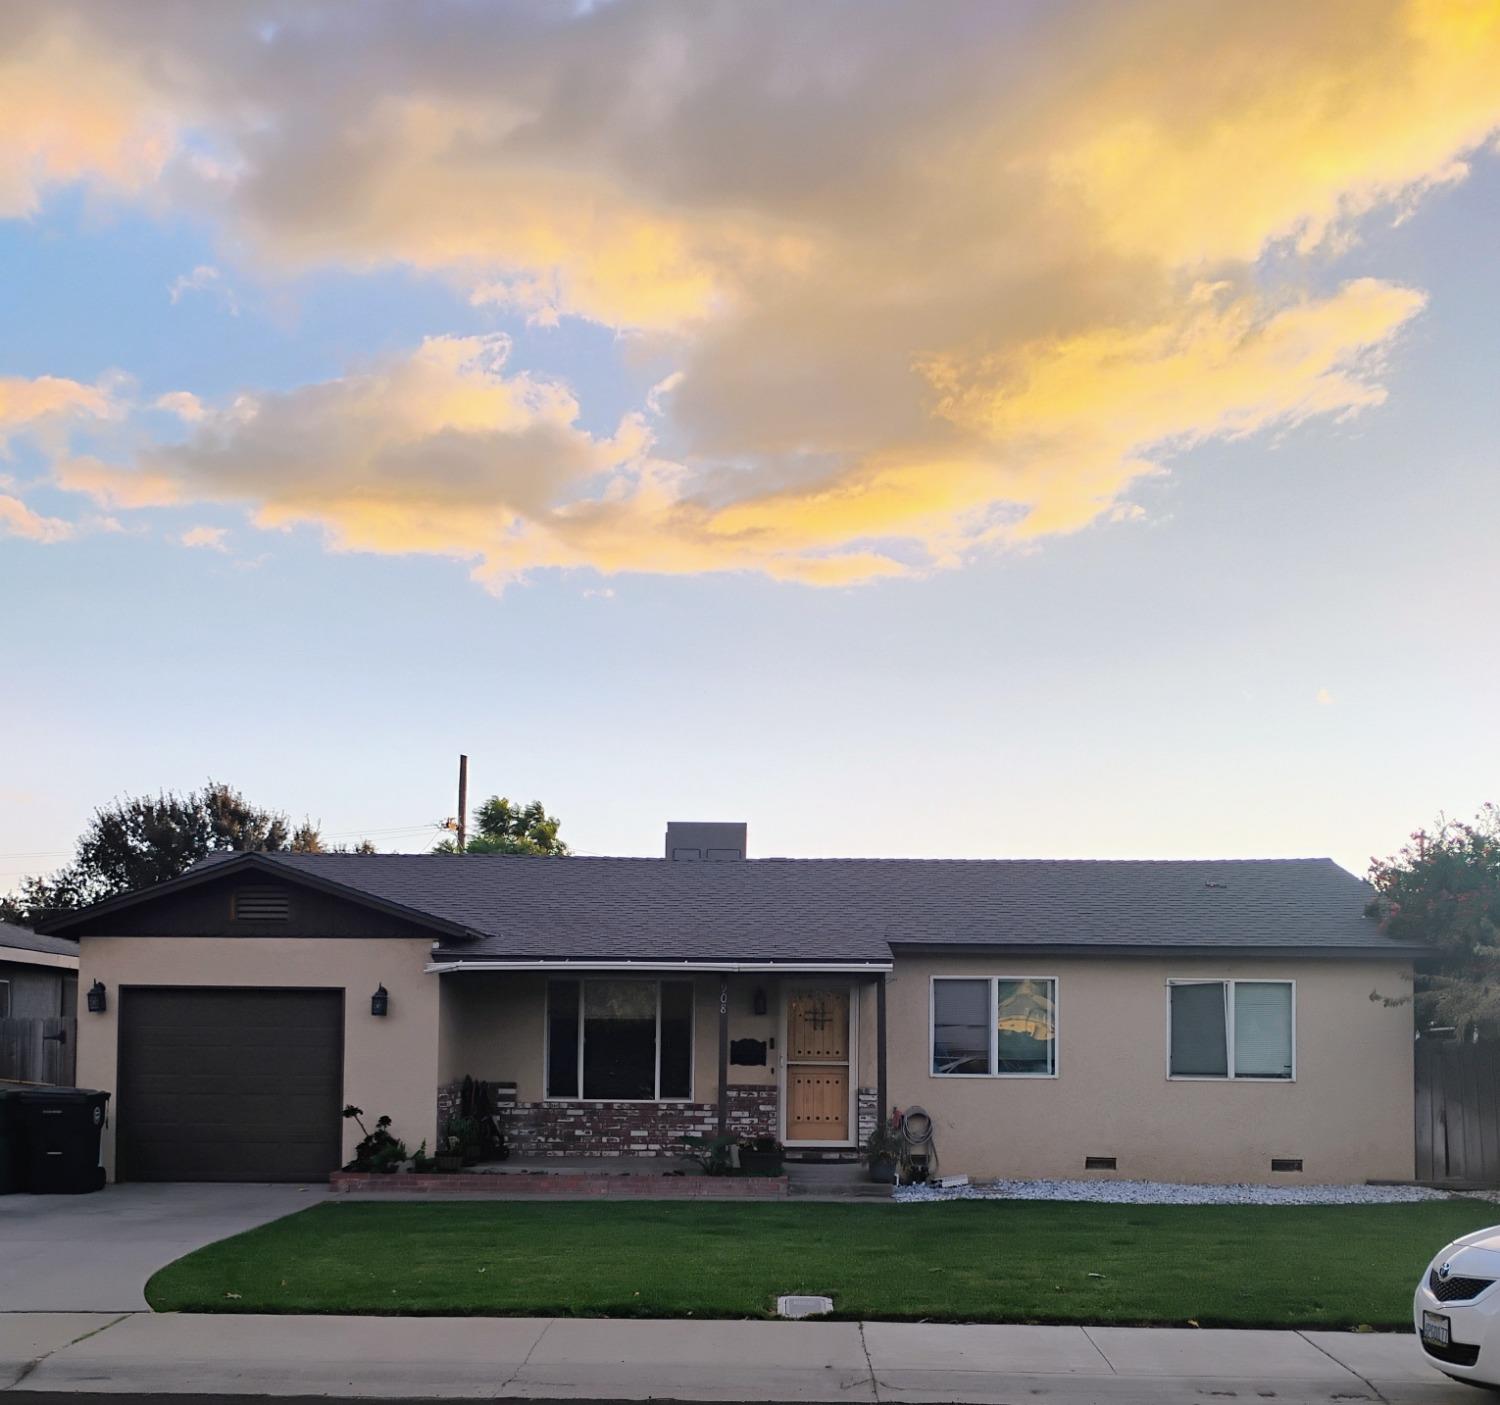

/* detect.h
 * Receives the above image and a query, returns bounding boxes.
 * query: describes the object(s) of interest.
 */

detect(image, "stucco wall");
[886,954,1414,1184]
[76,935,440,1179]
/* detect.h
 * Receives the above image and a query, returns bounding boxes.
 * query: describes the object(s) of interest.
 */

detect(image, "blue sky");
[2,1,1498,888]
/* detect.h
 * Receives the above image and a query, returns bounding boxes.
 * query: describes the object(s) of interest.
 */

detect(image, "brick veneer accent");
[330,1171,789,1197]
[437,1081,779,1158]
[857,1086,878,1146]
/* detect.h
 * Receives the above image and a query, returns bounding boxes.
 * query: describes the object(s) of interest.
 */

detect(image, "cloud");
[0,374,115,445]
[0,493,74,543]
[154,391,208,423]
[7,0,1500,585]
[180,524,228,551]
[168,265,239,314]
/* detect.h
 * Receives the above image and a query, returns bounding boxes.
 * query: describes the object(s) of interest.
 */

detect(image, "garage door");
[118,987,344,1182]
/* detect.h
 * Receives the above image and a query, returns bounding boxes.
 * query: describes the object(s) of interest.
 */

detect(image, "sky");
[2,0,1498,888]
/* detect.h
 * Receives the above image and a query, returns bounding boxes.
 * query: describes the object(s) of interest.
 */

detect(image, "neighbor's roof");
[54,849,1414,965]
[0,918,80,965]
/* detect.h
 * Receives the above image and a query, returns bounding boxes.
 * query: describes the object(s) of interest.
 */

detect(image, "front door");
[784,987,852,1143]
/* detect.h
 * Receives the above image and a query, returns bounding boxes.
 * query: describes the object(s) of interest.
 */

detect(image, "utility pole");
[456,754,468,854]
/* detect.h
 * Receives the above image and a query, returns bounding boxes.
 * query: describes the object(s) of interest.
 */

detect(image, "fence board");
[0,1017,77,1086]
[1415,1039,1500,1186]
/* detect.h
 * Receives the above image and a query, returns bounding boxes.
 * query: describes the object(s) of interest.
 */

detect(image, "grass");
[144,1198,1495,1328]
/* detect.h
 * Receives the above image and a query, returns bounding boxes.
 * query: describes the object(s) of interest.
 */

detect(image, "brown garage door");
[118,987,343,1182]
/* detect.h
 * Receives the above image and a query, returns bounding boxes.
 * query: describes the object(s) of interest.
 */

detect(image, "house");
[42,823,1424,1185]
[0,920,79,1022]
[0,919,80,1087]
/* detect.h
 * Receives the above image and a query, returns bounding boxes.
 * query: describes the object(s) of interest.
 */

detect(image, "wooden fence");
[1415,1038,1500,1185]
[0,1017,77,1087]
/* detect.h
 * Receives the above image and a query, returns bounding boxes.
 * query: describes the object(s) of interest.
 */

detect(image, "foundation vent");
[1271,1157,1303,1173]
[231,887,291,921]
[1084,1155,1117,1171]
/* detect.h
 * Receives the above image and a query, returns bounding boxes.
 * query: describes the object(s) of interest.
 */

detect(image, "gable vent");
[231,887,291,921]
[1271,1157,1303,1174]
[1084,1155,1117,1171]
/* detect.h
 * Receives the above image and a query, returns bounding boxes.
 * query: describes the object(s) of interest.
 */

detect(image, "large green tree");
[1367,803,1500,1035]
[0,782,370,927]
[433,795,569,856]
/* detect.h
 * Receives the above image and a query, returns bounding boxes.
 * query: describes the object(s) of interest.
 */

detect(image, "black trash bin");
[18,1089,109,1194]
[0,1089,26,1194]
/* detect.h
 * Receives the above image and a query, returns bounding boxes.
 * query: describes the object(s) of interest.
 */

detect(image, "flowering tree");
[1367,804,1500,1036]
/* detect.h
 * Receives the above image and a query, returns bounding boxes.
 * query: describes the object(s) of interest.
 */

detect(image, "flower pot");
[867,1156,897,1184]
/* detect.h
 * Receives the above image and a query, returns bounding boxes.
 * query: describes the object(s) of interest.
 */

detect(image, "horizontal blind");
[1233,982,1293,1078]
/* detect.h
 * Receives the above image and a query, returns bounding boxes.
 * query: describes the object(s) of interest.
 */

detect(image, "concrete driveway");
[0,1183,319,1312]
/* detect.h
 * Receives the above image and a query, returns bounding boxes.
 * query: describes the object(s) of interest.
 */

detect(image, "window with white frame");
[931,977,1057,1076]
[1168,980,1294,1080]
[545,978,694,1101]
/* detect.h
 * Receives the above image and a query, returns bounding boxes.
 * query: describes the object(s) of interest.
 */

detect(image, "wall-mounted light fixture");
[86,980,107,1014]
[752,987,768,1017]
[370,984,389,1017]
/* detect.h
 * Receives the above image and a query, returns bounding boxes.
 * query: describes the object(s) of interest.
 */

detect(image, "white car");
[1414,1226,1500,1386]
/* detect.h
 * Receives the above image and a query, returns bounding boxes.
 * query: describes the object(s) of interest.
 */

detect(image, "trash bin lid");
[16,1088,110,1104]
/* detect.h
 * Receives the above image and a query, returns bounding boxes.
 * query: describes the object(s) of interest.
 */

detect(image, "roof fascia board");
[428,958,894,975]
[38,853,479,941]
[0,943,79,970]
[884,941,1428,959]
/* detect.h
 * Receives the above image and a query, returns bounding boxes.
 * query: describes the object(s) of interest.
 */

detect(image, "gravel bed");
[894,1177,1459,1206]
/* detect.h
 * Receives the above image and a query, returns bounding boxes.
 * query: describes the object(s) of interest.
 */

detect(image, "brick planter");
[329,1170,789,1197]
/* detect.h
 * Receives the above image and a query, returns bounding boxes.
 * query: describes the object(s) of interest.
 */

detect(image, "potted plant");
[443,1115,483,1167]
[864,1110,902,1184]
[342,1106,408,1173]
[737,1134,785,1175]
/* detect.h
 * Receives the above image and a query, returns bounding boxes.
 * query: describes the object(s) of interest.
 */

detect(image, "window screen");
[995,979,1056,1074]
[1169,982,1229,1076]
[1170,980,1293,1078]
[932,979,991,1074]
[547,978,694,1101]
[583,980,657,1100]
[1233,982,1293,1079]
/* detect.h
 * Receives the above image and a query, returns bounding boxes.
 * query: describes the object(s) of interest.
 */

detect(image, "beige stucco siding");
[887,954,1413,1184]
[76,936,440,1179]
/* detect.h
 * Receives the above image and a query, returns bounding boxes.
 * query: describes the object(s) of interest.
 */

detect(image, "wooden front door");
[784,987,851,1143]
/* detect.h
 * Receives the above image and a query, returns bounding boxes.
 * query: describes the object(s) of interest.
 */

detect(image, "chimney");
[665,821,747,861]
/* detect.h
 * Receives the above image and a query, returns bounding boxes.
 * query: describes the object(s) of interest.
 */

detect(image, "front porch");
[432,966,889,1163]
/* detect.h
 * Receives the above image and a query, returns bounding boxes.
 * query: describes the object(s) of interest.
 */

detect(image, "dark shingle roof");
[0,919,80,958]
[230,852,1409,964]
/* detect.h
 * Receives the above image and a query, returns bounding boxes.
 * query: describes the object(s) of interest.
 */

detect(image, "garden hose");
[900,1105,938,1180]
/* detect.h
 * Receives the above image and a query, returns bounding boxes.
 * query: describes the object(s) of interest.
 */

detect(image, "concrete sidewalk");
[0,1312,1475,1402]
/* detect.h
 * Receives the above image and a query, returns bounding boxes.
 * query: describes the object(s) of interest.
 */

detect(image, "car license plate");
[1422,1311,1451,1347]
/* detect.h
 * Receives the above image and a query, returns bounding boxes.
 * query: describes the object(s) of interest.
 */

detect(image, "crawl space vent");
[1084,1155,1117,1171]
[232,887,291,921]
[1270,1157,1303,1174]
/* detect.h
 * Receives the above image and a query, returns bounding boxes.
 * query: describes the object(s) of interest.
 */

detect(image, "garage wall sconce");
[370,984,389,1017]
[86,980,107,1014]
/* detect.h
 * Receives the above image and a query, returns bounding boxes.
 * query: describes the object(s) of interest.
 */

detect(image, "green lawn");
[145,1199,1495,1328]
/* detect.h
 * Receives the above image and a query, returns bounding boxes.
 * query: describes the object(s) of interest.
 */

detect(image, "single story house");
[43,823,1424,1185]
[0,919,79,1021]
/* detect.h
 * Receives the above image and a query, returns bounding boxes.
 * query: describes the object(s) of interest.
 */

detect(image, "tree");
[0,782,369,927]
[1367,803,1500,1036]
[433,795,569,856]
